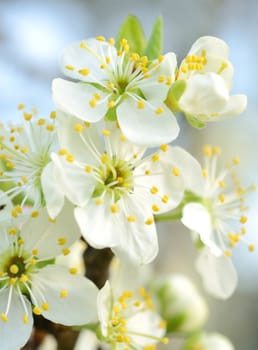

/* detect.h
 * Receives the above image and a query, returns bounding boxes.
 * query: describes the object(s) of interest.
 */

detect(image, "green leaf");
[185,113,207,129]
[144,16,163,60]
[165,79,186,112]
[116,15,146,55]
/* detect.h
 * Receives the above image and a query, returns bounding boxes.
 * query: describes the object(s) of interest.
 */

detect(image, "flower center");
[6,257,26,278]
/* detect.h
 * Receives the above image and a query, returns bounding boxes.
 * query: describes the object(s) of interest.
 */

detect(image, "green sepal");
[166,313,188,334]
[116,15,146,55]
[185,113,207,129]
[36,258,55,269]
[182,331,204,350]
[105,106,117,122]
[165,79,186,113]
[144,16,163,60]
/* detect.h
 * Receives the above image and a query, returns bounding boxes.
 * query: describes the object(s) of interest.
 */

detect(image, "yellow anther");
[120,38,128,47]
[9,136,15,142]
[233,157,240,165]
[158,75,166,83]
[65,65,75,71]
[66,154,74,163]
[93,93,101,100]
[213,146,221,155]
[42,302,50,311]
[23,112,32,121]
[59,148,68,155]
[85,165,93,173]
[100,63,106,69]
[33,306,42,315]
[180,65,188,73]
[9,264,19,274]
[89,99,97,108]
[8,227,17,235]
[219,194,225,203]
[117,177,124,184]
[162,195,169,204]
[152,154,159,162]
[224,250,232,257]
[69,267,78,275]
[249,244,255,252]
[172,167,180,176]
[110,204,119,213]
[80,41,87,48]
[159,320,167,329]
[202,169,208,177]
[95,198,103,205]
[137,100,145,109]
[155,107,164,115]
[158,55,164,63]
[60,289,68,298]
[62,248,70,256]
[160,144,168,152]
[58,237,67,246]
[145,169,151,175]
[152,204,160,212]
[105,56,111,64]
[113,305,121,314]
[28,258,37,265]
[161,337,169,344]
[120,134,126,142]
[17,103,25,110]
[74,124,83,133]
[127,215,136,222]
[23,314,29,324]
[241,227,247,235]
[78,68,90,76]
[46,124,55,132]
[102,129,111,136]
[108,100,115,108]
[150,186,158,194]
[219,180,226,187]
[50,111,56,119]
[18,239,24,246]
[96,35,105,41]
[1,313,8,322]
[6,161,15,168]
[31,211,39,218]
[32,249,38,256]
[144,218,154,227]
[10,278,16,285]
[240,216,247,224]
[20,274,29,283]
[37,118,45,125]
[101,153,109,163]
[108,37,115,46]
[203,145,212,157]
[48,217,56,223]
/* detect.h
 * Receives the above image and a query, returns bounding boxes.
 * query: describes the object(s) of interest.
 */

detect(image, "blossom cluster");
[0,15,254,350]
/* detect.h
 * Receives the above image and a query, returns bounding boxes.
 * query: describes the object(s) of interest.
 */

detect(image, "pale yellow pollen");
[48,217,56,223]
[249,244,255,252]
[20,274,29,283]
[110,204,119,213]
[18,239,24,246]
[9,136,15,142]
[133,153,138,159]
[8,227,17,235]
[219,180,226,187]
[202,169,208,177]
[23,112,32,121]
[150,186,159,194]
[74,124,83,133]
[101,153,109,163]
[78,68,90,76]
[85,165,93,173]
[233,157,240,165]
[158,75,166,83]
[80,41,87,48]
[62,248,70,256]
[172,167,180,176]
[42,302,50,311]
[181,65,188,73]
[224,250,232,257]
[33,306,42,315]
[100,63,106,69]
[17,103,25,110]
[50,111,56,119]
[69,267,78,275]
[23,314,29,324]
[145,169,151,175]
[152,204,160,212]
[108,100,115,108]
[159,320,167,329]
[120,134,126,142]
[240,216,248,224]
[160,144,168,152]
[37,118,45,125]
[10,278,16,285]
[137,100,145,109]
[152,154,159,162]
[219,194,225,203]
[46,124,55,132]
[155,107,164,115]
[66,154,74,163]
[127,215,136,222]
[113,305,121,314]
[31,211,39,218]
[28,258,37,265]
[162,195,169,204]
[65,65,75,71]
[241,227,247,235]
[32,249,38,256]
[108,37,115,46]
[161,337,169,344]
[213,146,221,155]
[58,237,67,246]
[9,264,19,274]
[59,148,68,155]
[6,161,15,169]
[60,289,68,298]
[95,198,103,205]
[1,313,8,322]
[96,35,105,41]
[89,99,97,108]
[102,129,111,136]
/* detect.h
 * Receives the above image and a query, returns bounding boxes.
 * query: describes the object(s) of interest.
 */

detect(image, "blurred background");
[0,0,257,349]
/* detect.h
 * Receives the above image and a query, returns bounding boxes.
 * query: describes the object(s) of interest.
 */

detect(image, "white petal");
[179,73,229,116]
[22,203,81,260]
[188,36,229,59]
[51,153,96,207]
[139,52,177,101]
[32,265,98,325]
[52,78,108,122]
[97,281,112,337]
[182,203,221,255]
[0,288,33,350]
[41,161,65,219]
[127,310,165,346]
[57,111,102,165]
[75,330,102,350]
[217,94,247,120]
[61,39,116,82]
[196,248,238,299]
[202,333,235,350]
[117,98,179,146]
